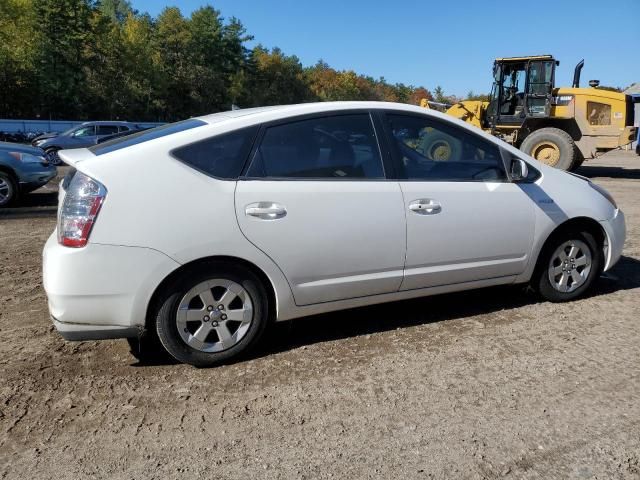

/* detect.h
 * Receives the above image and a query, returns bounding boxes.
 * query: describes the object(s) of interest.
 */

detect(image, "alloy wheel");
[0,176,13,206]
[176,279,253,353]
[547,240,592,293]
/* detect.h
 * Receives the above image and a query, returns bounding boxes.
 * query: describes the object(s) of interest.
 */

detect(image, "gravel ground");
[0,151,639,479]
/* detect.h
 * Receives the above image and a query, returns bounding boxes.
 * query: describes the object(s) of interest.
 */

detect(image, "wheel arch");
[0,165,19,193]
[0,165,18,181]
[532,216,607,279]
[145,255,278,332]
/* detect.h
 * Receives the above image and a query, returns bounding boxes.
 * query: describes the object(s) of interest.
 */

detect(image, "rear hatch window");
[89,119,207,156]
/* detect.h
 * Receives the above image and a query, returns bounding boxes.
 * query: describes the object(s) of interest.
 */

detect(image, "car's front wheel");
[154,262,269,367]
[0,172,17,207]
[535,229,602,302]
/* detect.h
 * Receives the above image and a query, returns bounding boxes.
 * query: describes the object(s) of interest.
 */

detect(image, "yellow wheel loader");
[421,55,637,170]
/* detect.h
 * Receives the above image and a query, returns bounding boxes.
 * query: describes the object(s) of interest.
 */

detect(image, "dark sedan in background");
[0,142,57,207]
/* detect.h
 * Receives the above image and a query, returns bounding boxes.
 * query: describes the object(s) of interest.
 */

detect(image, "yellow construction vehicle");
[421,55,637,170]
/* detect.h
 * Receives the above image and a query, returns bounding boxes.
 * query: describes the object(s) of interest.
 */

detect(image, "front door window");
[500,63,527,117]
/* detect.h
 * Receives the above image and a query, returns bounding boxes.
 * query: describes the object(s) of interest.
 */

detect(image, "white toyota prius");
[43,102,625,367]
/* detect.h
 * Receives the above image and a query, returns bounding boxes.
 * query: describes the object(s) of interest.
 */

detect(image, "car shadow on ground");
[577,164,640,180]
[246,255,640,360]
[0,192,58,218]
[132,255,640,367]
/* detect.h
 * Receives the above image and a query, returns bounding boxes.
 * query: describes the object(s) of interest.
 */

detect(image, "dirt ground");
[0,151,639,479]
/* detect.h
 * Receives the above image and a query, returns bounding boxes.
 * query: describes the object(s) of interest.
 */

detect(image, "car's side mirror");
[510,158,529,182]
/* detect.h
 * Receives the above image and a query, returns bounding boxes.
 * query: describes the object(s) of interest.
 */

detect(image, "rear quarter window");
[171,126,258,179]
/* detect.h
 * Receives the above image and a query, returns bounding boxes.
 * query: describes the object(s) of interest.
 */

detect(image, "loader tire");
[520,128,576,171]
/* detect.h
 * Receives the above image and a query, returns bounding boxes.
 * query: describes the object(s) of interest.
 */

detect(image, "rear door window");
[97,125,119,135]
[172,126,258,179]
[246,114,385,179]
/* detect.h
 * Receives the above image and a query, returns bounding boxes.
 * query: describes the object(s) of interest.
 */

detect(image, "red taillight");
[58,172,106,248]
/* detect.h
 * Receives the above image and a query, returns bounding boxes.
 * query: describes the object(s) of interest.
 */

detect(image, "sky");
[132,0,640,97]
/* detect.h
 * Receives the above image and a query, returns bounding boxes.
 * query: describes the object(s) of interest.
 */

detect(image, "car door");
[69,125,97,147]
[235,112,406,306]
[96,125,119,140]
[381,112,536,291]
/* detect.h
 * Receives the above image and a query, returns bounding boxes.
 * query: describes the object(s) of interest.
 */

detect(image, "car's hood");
[0,141,45,156]
[33,132,58,142]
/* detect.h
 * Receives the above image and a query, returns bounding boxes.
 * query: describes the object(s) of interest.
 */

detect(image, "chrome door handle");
[409,199,442,215]
[245,202,287,220]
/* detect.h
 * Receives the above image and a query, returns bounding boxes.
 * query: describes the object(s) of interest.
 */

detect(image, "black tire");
[569,148,585,171]
[126,330,171,364]
[520,127,576,171]
[0,171,17,208]
[154,261,269,367]
[534,229,602,302]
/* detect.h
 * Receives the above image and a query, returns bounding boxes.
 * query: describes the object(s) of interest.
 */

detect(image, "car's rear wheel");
[45,147,62,166]
[535,230,601,302]
[154,262,268,367]
[0,172,17,207]
[126,331,170,364]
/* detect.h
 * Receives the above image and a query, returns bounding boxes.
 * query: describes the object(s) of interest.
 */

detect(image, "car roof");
[195,101,537,166]
[78,121,133,126]
[195,101,438,125]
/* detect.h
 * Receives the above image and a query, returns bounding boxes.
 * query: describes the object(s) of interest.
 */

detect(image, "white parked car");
[43,102,625,367]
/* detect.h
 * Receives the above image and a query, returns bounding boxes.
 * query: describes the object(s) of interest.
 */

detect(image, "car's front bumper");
[18,164,57,193]
[43,234,181,341]
[600,209,625,271]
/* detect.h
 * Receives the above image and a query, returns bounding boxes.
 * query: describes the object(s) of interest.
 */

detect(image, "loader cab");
[486,55,558,129]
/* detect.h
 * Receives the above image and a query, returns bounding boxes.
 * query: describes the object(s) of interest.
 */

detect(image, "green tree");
[188,6,246,113]
[242,46,312,107]
[465,90,489,101]
[0,0,39,118]
[98,0,132,23]
[120,12,162,120]
[37,0,92,118]
[433,85,447,104]
[0,0,445,121]
[154,7,194,120]
[83,8,127,119]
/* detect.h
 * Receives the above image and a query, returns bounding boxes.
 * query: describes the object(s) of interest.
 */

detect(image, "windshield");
[62,125,83,136]
[89,119,207,156]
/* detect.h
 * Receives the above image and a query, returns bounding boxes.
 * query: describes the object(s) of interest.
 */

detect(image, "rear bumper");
[600,209,625,271]
[43,234,181,340]
[52,317,141,341]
